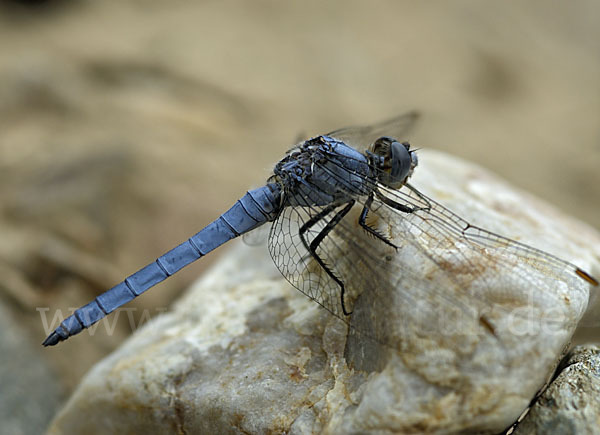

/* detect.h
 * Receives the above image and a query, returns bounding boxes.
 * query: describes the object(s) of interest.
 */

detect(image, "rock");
[0,303,63,435]
[513,345,600,434]
[47,150,600,434]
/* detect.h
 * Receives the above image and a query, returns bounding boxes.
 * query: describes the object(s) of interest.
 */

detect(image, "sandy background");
[0,0,598,431]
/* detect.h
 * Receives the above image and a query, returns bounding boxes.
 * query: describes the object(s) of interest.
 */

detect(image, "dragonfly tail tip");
[42,332,61,347]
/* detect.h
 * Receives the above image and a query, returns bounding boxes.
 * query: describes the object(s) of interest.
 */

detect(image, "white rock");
[48,150,599,434]
[513,345,600,434]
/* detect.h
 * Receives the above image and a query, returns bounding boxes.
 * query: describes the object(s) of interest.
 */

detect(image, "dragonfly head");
[367,136,418,189]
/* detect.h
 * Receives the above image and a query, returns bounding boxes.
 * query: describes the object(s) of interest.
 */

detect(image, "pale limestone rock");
[48,150,599,434]
[513,345,600,434]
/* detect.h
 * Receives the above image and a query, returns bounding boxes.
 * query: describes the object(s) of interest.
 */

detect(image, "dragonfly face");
[366,136,418,189]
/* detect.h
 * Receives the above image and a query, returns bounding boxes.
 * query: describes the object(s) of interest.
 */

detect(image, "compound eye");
[390,141,412,182]
[369,137,415,188]
[370,136,395,157]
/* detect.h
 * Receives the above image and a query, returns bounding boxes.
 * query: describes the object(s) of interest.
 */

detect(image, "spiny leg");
[299,201,355,315]
[359,192,398,249]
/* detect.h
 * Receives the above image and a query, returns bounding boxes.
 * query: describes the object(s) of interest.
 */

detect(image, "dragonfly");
[43,112,598,348]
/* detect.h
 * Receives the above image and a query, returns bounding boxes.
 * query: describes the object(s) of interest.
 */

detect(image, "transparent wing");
[268,202,349,319]
[267,146,597,359]
[268,196,479,354]
[325,111,420,150]
[242,224,270,247]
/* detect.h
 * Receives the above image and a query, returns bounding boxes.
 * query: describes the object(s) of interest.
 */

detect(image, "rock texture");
[513,345,600,435]
[48,150,599,434]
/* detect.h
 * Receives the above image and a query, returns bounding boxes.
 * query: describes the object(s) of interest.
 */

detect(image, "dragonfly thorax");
[272,136,373,207]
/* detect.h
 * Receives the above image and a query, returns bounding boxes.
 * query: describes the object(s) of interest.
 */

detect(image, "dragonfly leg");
[374,188,430,213]
[299,201,355,315]
[359,192,398,249]
[298,205,339,252]
[404,183,433,211]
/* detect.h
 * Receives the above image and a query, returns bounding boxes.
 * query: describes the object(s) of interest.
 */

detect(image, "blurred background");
[0,0,598,432]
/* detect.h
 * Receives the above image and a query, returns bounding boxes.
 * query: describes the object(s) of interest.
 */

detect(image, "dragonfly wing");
[270,149,596,362]
[267,190,481,356]
[326,111,420,149]
[268,202,349,319]
[242,224,270,247]
[366,181,596,333]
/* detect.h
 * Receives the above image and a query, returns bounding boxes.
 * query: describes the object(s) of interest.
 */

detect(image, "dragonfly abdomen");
[43,183,282,346]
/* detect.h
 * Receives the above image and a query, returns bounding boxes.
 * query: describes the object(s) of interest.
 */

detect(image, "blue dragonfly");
[43,113,598,347]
